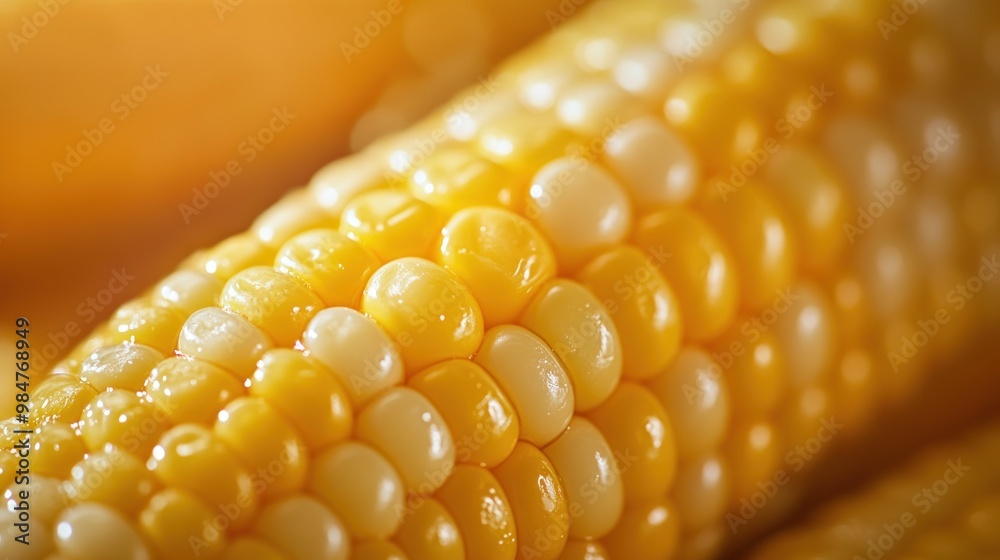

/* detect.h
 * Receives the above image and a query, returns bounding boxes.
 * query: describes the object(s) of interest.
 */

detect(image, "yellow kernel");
[351,540,408,560]
[219,266,324,348]
[602,116,700,207]
[543,417,624,539]
[708,323,785,418]
[575,245,682,380]
[140,489,227,560]
[585,383,677,503]
[253,189,334,248]
[106,300,186,354]
[177,307,273,381]
[437,207,557,326]
[214,397,309,500]
[556,78,640,139]
[250,349,353,449]
[79,343,163,392]
[54,502,151,560]
[340,190,442,262]
[0,505,53,557]
[779,385,833,452]
[392,498,465,560]
[254,495,349,560]
[633,207,739,341]
[646,347,730,459]
[79,389,168,458]
[144,357,245,426]
[435,465,517,560]
[519,279,623,412]
[32,421,85,479]
[221,537,288,560]
[0,454,16,493]
[773,283,838,388]
[148,424,256,529]
[408,359,519,468]
[409,147,519,215]
[672,452,730,532]
[309,153,384,216]
[32,374,99,425]
[356,387,455,495]
[477,112,581,177]
[512,56,584,111]
[493,442,570,560]
[6,476,68,525]
[613,44,674,101]
[601,499,681,560]
[66,447,159,516]
[309,441,404,540]
[475,325,574,447]
[526,159,633,272]
[275,229,382,308]
[362,258,484,371]
[302,307,404,408]
[151,269,224,316]
[724,420,783,508]
[189,233,277,282]
[556,540,608,560]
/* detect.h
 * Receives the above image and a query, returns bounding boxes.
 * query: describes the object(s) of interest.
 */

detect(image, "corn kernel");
[518,279,623,412]
[601,499,681,560]
[79,389,167,458]
[147,424,256,529]
[575,245,682,380]
[309,153,384,217]
[672,452,730,532]
[542,417,624,539]
[613,44,674,101]
[139,489,227,560]
[526,158,633,272]
[79,343,163,392]
[724,421,783,508]
[435,465,517,560]
[0,505,53,557]
[214,397,308,500]
[773,283,838,389]
[144,357,245,426]
[708,323,785,418]
[221,538,287,560]
[634,207,739,341]
[602,116,701,207]
[356,387,455,495]
[54,503,150,560]
[106,300,186,354]
[151,269,224,316]
[362,258,484,371]
[392,498,465,560]
[437,207,557,326]
[493,442,570,560]
[585,383,677,504]
[66,447,159,516]
[253,189,333,248]
[32,422,85,479]
[409,147,519,215]
[556,540,608,560]
[274,229,381,308]
[219,266,323,348]
[408,359,519,468]
[477,112,581,177]
[309,441,404,540]
[6,476,67,524]
[178,307,273,381]
[340,190,441,262]
[189,233,277,282]
[556,78,640,139]
[250,349,352,449]
[0,454,16,493]
[31,374,98,425]
[646,347,731,459]
[254,495,349,560]
[350,541,408,560]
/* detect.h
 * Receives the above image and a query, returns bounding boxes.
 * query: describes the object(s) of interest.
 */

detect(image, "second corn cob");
[3,0,1000,558]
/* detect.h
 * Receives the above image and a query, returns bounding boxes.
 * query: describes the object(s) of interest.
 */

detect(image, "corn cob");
[749,420,1000,559]
[3,0,1000,558]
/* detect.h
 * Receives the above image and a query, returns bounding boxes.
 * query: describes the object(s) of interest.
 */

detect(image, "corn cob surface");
[4,0,1000,559]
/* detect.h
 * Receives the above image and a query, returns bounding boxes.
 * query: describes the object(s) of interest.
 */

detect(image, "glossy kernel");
[274,228,382,308]
[340,190,442,262]
[362,258,484,371]
[219,266,324,348]
[177,307,272,381]
[773,283,838,389]
[477,112,581,178]
[254,495,349,560]
[408,359,519,468]
[151,270,224,316]
[437,207,556,327]
[250,349,353,449]
[672,452,731,532]
[493,442,570,560]
[221,538,288,560]
[309,441,405,540]
[253,189,333,249]
[351,541,408,560]
[474,325,574,447]
[144,357,245,426]
[601,499,681,560]
[435,465,517,560]
[542,417,625,539]
[66,448,159,515]
[214,397,309,500]
[32,422,85,479]
[139,489,227,560]
[106,300,186,354]
[392,498,465,560]
[356,387,455,495]
[79,343,163,392]
[302,307,404,408]
[602,116,700,207]
[575,245,682,380]
[32,374,99,425]
[709,323,785,418]
[409,147,519,215]
[556,541,609,560]
[519,279,623,412]
[54,503,151,560]
[147,424,256,529]
[585,383,678,503]
[724,421,783,506]
[526,158,633,272]
[187,233,276,282]
[79,389,167,458]
[634,207,739,342]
